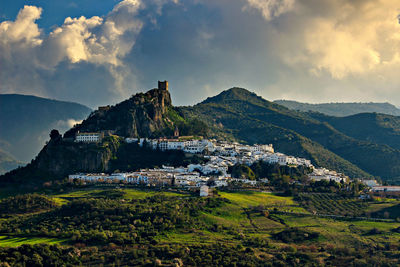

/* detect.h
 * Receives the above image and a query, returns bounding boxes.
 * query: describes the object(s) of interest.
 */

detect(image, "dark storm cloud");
[1,0,400,107]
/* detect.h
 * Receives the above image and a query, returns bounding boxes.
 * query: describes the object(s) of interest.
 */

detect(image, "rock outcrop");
[1,134,122,184]
[64,89,173,138]
[0,89,177,184]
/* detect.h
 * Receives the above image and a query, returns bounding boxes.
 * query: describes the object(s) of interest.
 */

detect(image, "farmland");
[297,193,369,216]
[0,187,399,266]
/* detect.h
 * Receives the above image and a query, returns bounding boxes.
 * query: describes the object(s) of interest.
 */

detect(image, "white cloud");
[244,0,295,21]
[2,0,400,108]
[0,0,171,103]
[279,0,400,79]
[54,119,84,130]
[0,5,42,45]
[38,0,143,67]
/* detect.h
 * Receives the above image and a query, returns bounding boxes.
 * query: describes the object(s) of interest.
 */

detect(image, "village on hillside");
[68,80,397,195]
[69,128,361,194]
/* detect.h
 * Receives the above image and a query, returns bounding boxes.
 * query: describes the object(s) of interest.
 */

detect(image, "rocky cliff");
[64,89,173,138]
[1,133,122,184]
[0,89,185,184]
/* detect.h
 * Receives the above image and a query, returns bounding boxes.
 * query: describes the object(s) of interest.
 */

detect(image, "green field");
[51,187,185,204]
[0,187,400,266]
[0,236,66,247]
[219,191,309,212]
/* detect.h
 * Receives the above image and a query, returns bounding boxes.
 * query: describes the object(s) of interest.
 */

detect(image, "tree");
[50,129,61,140]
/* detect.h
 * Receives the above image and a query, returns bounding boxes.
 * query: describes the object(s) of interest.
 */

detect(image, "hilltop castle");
[158,80,168,91]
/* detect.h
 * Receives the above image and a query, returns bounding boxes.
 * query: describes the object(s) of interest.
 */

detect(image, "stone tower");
[174,126,179,138]
[158,80,168,91]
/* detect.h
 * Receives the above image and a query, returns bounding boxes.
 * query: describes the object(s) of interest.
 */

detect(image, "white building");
[75,132,102,143]
[200,185,209,197]
[277,153,288,165]
[296,158,312,167]
[231,178,257,186]
[250,144,274,153]
[362,179,379,187]
[308,168,348,183]
[188,163,228,176]
[370,186,400,192]
[214,179,228,187]
[167,140,185,150]
[125,138,138,143]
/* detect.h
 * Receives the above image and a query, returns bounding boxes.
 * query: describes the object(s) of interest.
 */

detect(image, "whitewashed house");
[200,185,209,197]
[75,132,103,143]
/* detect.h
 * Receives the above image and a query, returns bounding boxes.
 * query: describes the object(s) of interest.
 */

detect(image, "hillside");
[274,100,400,117]
[180,88,400,182]
[308,112,400,151]
[0,94,92,163]
[0,188,399,266]
[0,89,206,185]
[4,86,400,184]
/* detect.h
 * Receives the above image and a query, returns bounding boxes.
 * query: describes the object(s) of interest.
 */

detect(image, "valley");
[0,187,399,265]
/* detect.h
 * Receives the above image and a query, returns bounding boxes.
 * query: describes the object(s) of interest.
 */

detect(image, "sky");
[1,0,400,108]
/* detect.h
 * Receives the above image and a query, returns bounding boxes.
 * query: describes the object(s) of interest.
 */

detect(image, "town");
[70,132,355,194]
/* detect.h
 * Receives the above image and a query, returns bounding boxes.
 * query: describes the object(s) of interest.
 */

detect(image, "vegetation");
[229,164,256,180]
[180,87,400,182]
[297,193,369,216]
[110,142,206,172]
[274,100,400,117]
[0,188,399,266]
[0,136,206,186]
[0,194,227,246]
[0,194,56,217]
[312,112,400,151]
[5,87,400,185]
[229,161,312,190]
[273,227,319,243]
[0,94,91,164]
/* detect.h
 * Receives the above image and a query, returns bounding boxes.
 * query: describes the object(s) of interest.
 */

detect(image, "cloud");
[1,1,143,68]
[54,119,84,131]
[0,5,42,45]
[0,0,170,106]
[279,0,400,79]
[243,0,295,21]
[2,0,400,108]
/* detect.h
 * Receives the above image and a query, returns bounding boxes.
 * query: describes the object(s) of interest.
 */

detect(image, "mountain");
[179,88,400,182]
[0,89,205,185]
[64,89,173,139]
[274,100,400,117]
[307,112,400,151]
[0,94,92,165]
[0,149,22,175]
[4,86,400,185]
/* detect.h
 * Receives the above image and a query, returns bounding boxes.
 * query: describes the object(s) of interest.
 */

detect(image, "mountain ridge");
[3,86,400,184]
[274,99,400,117]
[180,88,400,182]
[0,89,206,184]
[0,94,92,173]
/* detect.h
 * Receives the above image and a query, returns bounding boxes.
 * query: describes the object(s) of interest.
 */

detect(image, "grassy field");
[122,188,185,200]
[1,187,400,252]
[273,214,400,246]
[297,193,370,216]
[219,191,308,213]
[51,187,186,204]
[0,236,66,247]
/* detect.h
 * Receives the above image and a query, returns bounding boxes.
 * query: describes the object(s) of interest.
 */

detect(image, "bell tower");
[174,126,179,138]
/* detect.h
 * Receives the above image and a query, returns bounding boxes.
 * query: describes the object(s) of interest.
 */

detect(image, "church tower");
[174,126,179,138]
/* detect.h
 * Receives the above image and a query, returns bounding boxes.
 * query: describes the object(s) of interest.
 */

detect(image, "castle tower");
[174,126,179,138]
[158,80,168,91]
